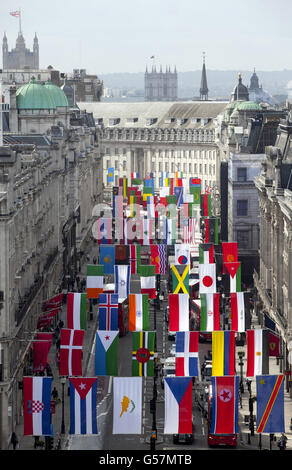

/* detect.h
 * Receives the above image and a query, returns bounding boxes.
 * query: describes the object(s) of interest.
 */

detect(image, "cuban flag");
[210,376,239,435]
[69,378,98,435]
[23,377,52,436]
[164,377,193,434]
[98,293,119,330]
[114,265,130,299]
[175,332,199,377]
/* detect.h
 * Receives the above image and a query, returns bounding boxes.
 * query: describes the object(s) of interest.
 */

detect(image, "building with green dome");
[9,76,69,133]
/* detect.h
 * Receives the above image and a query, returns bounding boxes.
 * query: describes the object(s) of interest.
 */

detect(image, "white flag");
[113,377,142,434]
[199,263,216,294]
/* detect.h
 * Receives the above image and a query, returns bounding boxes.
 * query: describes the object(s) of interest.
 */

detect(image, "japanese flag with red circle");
[199,263,216,294]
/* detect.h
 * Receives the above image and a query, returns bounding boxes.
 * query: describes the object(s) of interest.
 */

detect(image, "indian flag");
[86,265,104,298]
[67,293,87,330]
[129,294,149,331]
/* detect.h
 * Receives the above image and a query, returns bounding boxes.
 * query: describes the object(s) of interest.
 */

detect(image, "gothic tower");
[199,53,209,100]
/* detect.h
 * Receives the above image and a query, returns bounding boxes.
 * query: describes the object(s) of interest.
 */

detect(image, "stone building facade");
[254,110,292,385]
[0,80,102,448]
[2,32,39,70]
[144,65,178,101]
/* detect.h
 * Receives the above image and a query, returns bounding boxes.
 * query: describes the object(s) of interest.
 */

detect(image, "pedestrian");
[56,337,61,351]
[86,254,90,262]
[52,387,59,401]
[93,256,97,264]
[10,431,18,450]
[56,352,60,369]
[76,275,80,290]
[58,319,64,329]
[278,434,287,450]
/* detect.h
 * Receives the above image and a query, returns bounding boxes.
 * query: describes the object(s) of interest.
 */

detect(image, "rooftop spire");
[200,51,208,100]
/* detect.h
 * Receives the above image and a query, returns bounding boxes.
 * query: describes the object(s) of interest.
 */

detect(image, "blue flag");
[256,374,285,433]
[98,293,119,330]
[107,167,114,183]
[100,245,115,274]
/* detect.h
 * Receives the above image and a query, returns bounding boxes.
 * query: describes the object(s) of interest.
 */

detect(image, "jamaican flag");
[132,331,156,376]
[171,264,189,296]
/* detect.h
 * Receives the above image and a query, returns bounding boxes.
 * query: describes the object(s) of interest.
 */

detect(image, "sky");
[1,0,292,75]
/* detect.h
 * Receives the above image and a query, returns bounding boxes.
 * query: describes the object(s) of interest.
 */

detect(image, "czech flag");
[164,377,193,434]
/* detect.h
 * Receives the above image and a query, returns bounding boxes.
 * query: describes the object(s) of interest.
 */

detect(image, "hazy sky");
[1,0,292,75]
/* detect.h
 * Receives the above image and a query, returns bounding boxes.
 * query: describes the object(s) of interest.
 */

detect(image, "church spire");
[200,52,208,100]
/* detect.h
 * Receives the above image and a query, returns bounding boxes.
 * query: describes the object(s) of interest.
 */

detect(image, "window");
[237,200,248,216]
[237,167,247,182]
[237,230,249,249]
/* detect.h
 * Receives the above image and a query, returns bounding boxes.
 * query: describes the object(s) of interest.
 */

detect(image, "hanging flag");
[175,244,190,266]
[172,264,189,295]
[210,376,239,435]
[69,378,98,435]
[199,244,214,264]
[10,10,20,17]
[130,244,141,274]
[36,308,59,329]
[100,245,115,274]
[200,293,220,331]
[201,193,212,217]
[86,265,104,298]
[182,218,198,245]
[150,244,160,274]
[140,265,156,298]
[96,218,112,244]
[163,218,176,245]
[132,331,155,376]
[95,331,119,375]
[204,217,219,244]
[115,245,129,265]
[129,294,149,331]
[113,195,123,219]
[98,293,119,330]
[67,293,87,330]
[113,377,142,434]
[175,332,199,377]
[114,265,130,299]
[222,242,238,274]
[59,329,84,376]
[190,186,201,205]
[169,294,189,331]
[43,293,63,311]
[33,340,51,373]
[107,167,114,183]
[174,187,184,207]
[246,329,269,377]
[269,332,280,357]
[199,263,216,294]
[160,172,169,187]
[119,177,128,198]
[224,262,242,293]
[131,172,139,179]
[164,377,193,434]
[146,195,155,218]
[124,218,138,244]
[256,375,285,434]
[158,244,167,274]
[230,292,250,332]
[140,218,154,245]
[212,331,236,376]
[23,376,52,436]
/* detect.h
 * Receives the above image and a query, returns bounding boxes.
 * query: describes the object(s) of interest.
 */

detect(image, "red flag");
[269,332,280,357]
[10,10,20,17]
[222,242,238,274]
[210,376,239,435]
[43,293,63,311]
[59,329,84,376]
[37,308,59,329]
[150,245,160,274]
[33,340,51,373]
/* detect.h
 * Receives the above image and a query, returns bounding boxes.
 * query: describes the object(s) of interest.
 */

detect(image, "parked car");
[160,357,176,389]
[168,331,176,341]
[201,360,212,382]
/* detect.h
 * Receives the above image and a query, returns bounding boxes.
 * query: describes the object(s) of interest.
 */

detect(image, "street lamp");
[60,377,66,434]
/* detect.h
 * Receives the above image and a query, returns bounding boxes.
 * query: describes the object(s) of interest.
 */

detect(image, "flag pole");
[19,7,22,34]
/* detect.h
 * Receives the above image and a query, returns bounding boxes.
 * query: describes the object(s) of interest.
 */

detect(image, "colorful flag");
[96,218,112,244]
[199,263,216,294]
[160,172,169,187]
[246,329,269,377]
[131,172,139,178]
[33,340,51,373]
[175,332,199,377]
[212,331,236,376]
[164,377,193,434]
[69,378,98,435]
[140,218,154,245]
[210,376,239,435]
[86,265,104,298]
[113,377,142,434]
[114,265,130,299]
[200,293,220,331]
[182,217,198,245]
[175,244,190,266]
[201,193,212,217]
[204,217,219,244]
[132,331,155,376]
[158,244,167,274]
[150,244,160,274]
[230,292,248,332]
[98,293,119,330]
[129,294,149,331]
[95,331,119,375]
[100,245,115,274]
[224,262,241,293]
[199,243,214,264]
[269,332,280,357]
[222,242,238,274]
[107,167,114,183]
[140,265,156,298]
[169,294,189,331]
[119,177,128,198]
[130,244,141,274]
[10,10,20,17]
[23,377,52,436]
[172,264,189,295]
[256,375,285,434]
[67,293,87,330]
[115,245,129,264]
[190,186,201,205]
[162,217,176,245]
[113,195,123,219]
[59,329,84,376]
